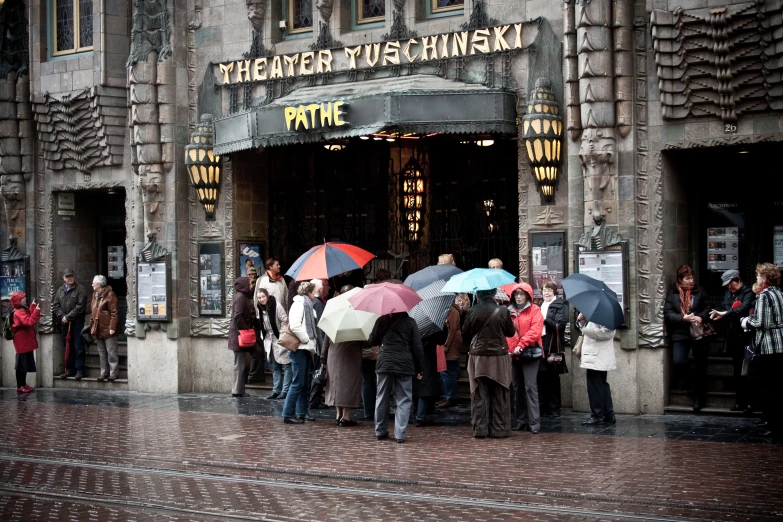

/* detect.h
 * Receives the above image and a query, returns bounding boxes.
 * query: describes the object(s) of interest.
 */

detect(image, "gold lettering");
[452,32,468,57]
[320,103,333,127]
[317,50,333,73]
[300,52,314,75]
[284,107,297,131]
[493,26,511,51]
[421,36,437,61]
[219,62,234,85]
[270,56,284,79]
[403,39,419,62]
[236,60,251,82]
[333,101,347,126]
[471,28,490,54]
[440,34,449,58]
[284,54,299,77]
[514,24,522,49]
[345,46,362,69]
[383,41,401,65]
[364,43,381,67]
[253,58,267,81]
[295,105,308,130]
[305,104,319,128]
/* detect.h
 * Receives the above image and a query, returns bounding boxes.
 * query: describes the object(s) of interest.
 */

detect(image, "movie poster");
[239,243,262,277]
[0,259,26,317]
[199,243,223,316]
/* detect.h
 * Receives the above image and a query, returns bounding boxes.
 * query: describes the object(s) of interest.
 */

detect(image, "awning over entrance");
[212,76,518,154]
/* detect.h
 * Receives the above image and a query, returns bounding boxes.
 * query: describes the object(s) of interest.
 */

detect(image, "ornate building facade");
[0,0,780,414]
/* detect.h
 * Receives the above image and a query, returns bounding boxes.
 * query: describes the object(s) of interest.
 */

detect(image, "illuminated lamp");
[185,114,222,219]
[522,78,563,203]
[400,156,425,243]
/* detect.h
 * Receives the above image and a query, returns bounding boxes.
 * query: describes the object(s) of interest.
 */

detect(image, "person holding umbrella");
[54,268,88,380]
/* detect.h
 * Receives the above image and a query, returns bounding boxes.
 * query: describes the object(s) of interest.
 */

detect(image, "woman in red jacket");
[11,292,41,393]
[505,283,544,434]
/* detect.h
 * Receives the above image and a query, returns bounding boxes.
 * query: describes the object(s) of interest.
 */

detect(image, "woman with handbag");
[228,277,257,398]
[256,288,291,400]
[538,281,568,418]
[577,313,617,425]
[282,282,321,424]
[664,264,712,412]
[505,283,544,434]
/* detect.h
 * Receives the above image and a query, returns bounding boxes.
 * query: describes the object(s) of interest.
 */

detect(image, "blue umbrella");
[561,273,625,330]
[441,268,516,293]
[403,264,463,291]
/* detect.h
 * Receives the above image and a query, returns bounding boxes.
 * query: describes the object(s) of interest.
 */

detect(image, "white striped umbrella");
[408,280,456,338]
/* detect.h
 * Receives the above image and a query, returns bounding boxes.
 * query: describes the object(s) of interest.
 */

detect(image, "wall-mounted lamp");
[522,78,563,204]
[184,114,222,219]
[401,156,425,243]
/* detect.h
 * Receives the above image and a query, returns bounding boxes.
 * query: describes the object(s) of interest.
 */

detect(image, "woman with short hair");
[282,281,320,424]
[90,275,120,382]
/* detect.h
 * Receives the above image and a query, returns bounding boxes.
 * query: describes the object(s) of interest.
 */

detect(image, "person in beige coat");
[577,313,617,426]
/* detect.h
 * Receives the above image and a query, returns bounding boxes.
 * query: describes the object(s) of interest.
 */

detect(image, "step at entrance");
[53,341,128,390]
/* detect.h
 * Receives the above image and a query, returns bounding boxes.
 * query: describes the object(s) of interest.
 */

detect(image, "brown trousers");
[470,376,511,438]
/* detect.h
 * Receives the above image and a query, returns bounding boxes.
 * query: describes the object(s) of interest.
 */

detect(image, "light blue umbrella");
[441,268,516,293]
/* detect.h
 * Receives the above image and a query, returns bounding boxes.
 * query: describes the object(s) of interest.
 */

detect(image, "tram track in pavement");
[0,452,776,521]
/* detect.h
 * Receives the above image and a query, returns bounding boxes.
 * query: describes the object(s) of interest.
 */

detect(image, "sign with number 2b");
[724,123,738,134]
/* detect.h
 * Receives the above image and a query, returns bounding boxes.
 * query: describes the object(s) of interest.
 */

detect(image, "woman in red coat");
[11,292,41,393]
[505,283,544,434]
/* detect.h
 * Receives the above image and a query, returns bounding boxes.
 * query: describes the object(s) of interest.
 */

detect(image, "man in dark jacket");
[462,289,515,438]
[709,270,756,412]
[53,268,88,380]
[369,312,424,443]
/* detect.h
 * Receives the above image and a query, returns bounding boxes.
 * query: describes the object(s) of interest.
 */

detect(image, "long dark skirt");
[16,351,36,373]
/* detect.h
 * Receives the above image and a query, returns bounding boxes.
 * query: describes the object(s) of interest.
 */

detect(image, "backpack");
[3,310,15,340]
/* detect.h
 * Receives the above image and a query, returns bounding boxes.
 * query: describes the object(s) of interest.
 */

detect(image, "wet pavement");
[1,388,782,521]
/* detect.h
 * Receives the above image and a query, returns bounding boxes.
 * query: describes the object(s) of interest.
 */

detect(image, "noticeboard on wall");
[136,255,170,322]
[706,227,739,272]
[0,257,30,318]
[574,241,630,326]
[199,242,225,317]
[528,231,566,302]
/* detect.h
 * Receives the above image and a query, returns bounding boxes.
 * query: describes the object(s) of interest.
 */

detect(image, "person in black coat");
[414,329,447,426]
[664,264,712,412]
[538,281,568,417]
[368,312,424,443]
[709,269,756,412]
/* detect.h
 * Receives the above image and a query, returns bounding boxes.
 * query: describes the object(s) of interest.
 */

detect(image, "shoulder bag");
[278,305,305,352]
[469,307,501,351]
[234,312,256,348]
[572,335,584,358]
[546,324,568,374]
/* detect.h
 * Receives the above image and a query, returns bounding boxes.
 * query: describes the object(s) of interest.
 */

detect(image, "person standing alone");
[54,268,88,380]
[12,292,41,393]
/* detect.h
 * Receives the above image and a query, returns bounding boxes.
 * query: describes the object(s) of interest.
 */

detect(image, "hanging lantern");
[400,156,425,243]
[184,114,222,219]
[522,78,563,203]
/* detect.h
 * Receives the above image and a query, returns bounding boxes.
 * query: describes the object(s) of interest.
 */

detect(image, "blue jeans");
[416,397,435,421]
[440,360,460,401]
[283,349,311,418]
[62,321,86,374]
[270,351,292,394]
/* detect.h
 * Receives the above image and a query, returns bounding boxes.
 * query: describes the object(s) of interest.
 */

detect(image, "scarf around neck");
[677,282,693,316]
[266,270,283,282]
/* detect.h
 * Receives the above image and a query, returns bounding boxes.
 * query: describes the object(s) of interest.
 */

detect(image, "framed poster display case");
[237,240,266,278]
[136,253,171,322]
[199,242,225,317]
[528,231,567,303]
[0,256,30,318]
[574,241,630,328]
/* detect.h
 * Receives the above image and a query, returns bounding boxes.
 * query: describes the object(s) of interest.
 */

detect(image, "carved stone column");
[0,173,25,246]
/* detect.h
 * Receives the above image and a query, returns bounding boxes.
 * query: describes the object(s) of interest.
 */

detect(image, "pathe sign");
[284,101,348,131]
[216,23,527,85]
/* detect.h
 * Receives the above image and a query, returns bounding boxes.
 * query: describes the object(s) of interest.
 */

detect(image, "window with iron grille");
[52,0,94,56]
[432,0,463,14]
[289,0,313,33]
[358,0,385,24]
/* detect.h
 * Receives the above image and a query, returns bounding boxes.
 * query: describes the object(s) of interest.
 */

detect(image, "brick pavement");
[0,388,781,521]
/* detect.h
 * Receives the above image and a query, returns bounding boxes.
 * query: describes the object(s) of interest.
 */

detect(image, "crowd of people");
[13,268,121,392]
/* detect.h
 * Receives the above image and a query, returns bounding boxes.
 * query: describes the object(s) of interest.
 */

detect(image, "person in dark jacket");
[664,264,712,412]
[11,292,41,393]
[538,281,568,417]
[462,289,516,438]
[53,268,88,380]
[89,275,120,382]
[437,294,468,409]
[709,269,755,412]
[414,329,446,426]
[369,312,424,443]
[228,277,257,398]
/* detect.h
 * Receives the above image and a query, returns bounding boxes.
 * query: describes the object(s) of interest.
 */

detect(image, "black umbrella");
[403,265,463,292]
[561,273,625,330]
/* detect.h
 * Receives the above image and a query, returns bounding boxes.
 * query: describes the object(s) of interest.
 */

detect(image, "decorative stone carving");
[462,0,497,31]
[0,242,23,261]
[577,217,622,250]
[128,0,171,66]
[0,173,24,245]
[32,87,127,174]
[246,0,266,33]
[383,9,417,41]
[533,206,564,225]
[651,2,783,123]
[579,127,617,227]
[139,241,168,262]
[188,1,203,133]
[315,0,333,22]
[311,20,343,51]
[139,164,165,242]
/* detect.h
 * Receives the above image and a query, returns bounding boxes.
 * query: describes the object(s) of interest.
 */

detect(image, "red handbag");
[436,345,447,373]
[234,312,256,348]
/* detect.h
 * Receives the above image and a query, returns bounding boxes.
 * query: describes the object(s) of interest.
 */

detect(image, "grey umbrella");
[408,280,455,338]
